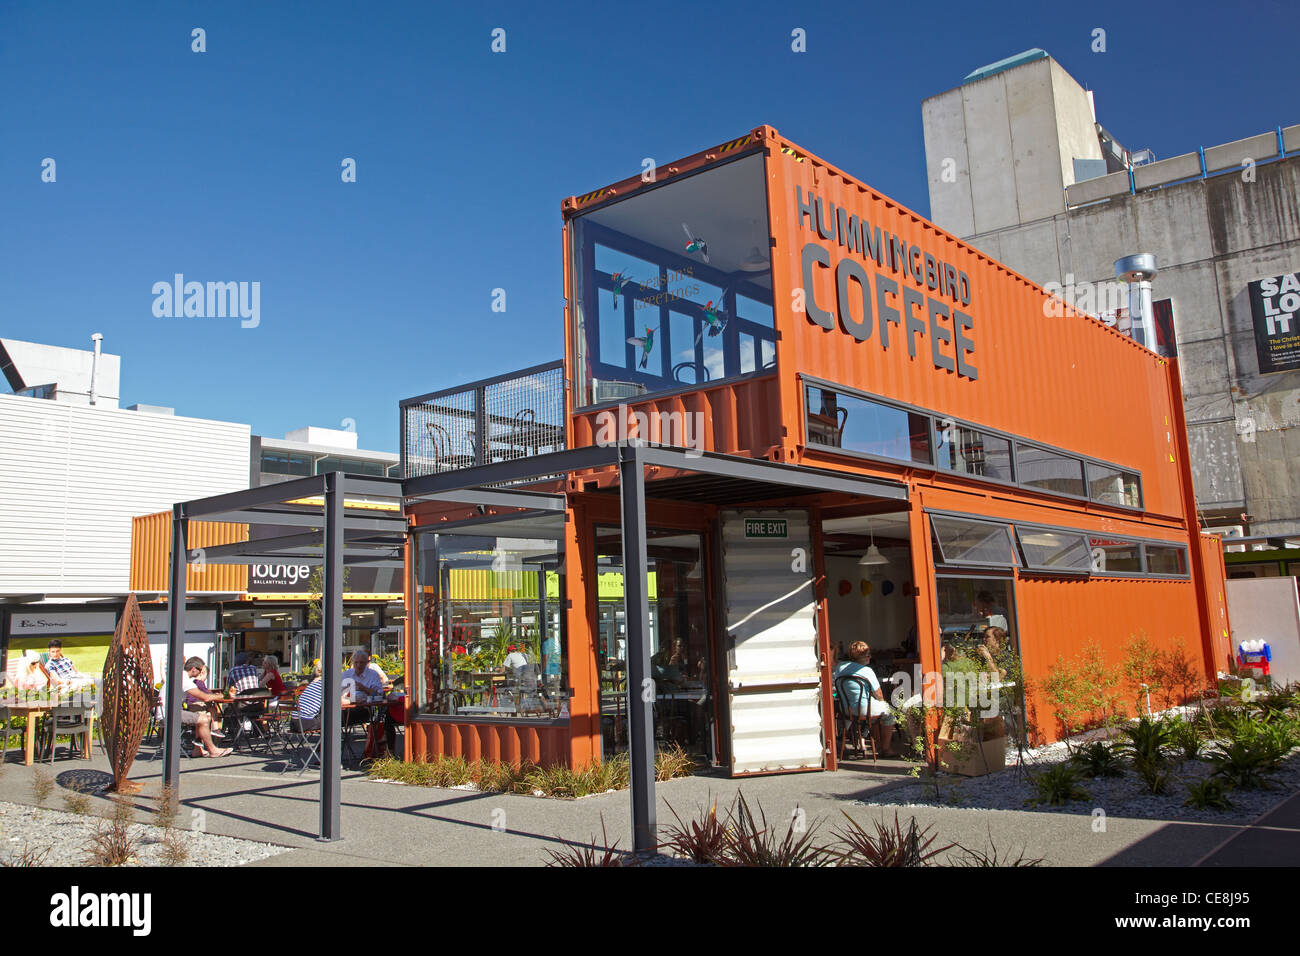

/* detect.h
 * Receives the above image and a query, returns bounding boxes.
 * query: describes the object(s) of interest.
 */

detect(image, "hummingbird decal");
[627,326,657,369]
[694,292,730,346]
[611,271,635,308]
[681,223,710,263]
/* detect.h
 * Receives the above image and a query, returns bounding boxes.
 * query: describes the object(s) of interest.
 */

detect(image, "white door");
[721,509,825,775]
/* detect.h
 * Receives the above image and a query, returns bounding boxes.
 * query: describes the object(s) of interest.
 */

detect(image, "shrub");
[661,798,730,864]
[83,799,140,867]
[545,817,624,867]
[1153,637,1200,710]
[1165,715,1204,760]
[1043,642,1124,737]
[1115,717,1178,794]
[1184,777,1233,811]
[1208,740,1277,790]
[830,811,951,867]
[62,785,92,815]
[31,768,53,808]
[1070,741,1126,778]
[1030,763,1090,806]
[0,843,51,867]
[1121,633,1163,716]
[951,827,1044,867]
[723,793,831,867]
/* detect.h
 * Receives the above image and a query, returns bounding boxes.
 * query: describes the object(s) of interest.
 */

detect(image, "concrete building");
[921,51,1300,561]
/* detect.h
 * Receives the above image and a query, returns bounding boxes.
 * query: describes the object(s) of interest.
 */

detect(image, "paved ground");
[0,748,1292,866]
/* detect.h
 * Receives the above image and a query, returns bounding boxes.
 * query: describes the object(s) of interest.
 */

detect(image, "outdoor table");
[7,701,95,767]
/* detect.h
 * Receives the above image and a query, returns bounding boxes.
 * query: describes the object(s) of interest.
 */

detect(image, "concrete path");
[0,749,1289,866]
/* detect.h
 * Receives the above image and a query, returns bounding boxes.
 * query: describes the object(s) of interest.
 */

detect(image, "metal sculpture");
[101,594,154,794]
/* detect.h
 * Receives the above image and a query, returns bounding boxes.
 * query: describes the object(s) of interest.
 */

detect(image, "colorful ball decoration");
[860,579,872,596]
[881,580,895,596]
[838,579,851,596]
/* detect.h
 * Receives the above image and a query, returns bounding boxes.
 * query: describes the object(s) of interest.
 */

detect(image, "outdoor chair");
[226,688,272,753]
[42,704,93,763]
[281,716,323,774]
[834,675,879,764]
[0,706,14,763]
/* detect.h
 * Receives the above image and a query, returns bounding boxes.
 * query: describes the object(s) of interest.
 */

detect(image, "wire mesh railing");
[400,361,566,480]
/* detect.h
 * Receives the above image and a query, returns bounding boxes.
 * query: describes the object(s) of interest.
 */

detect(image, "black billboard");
[1248,272,1300,373]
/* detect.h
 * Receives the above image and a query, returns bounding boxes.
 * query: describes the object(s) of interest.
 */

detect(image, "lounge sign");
[796,186,978,380]
[1247,272,1300,373]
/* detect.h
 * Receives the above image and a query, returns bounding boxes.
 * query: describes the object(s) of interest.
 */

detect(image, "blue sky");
[2,0,1296,451]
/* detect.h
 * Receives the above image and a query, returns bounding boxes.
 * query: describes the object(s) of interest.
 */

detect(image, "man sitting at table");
[181,658,232,757]
[834,641,898,756]
[225,652,262,695]
[346,650,397,752]
[39,640,92,689]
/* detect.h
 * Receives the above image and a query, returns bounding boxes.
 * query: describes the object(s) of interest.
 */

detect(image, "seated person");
[39,639,92,689]
[345,650,397,750]
[260,653,289,698]
[972,591,1009,634]
[225,651,262,695]
[13,651,49,690]
[976,627,1011,680]
[181,658,232,757]
[502,644,530,674]
[833,640,897,755]
[651,639,688,687]
[290,664,325,731]
[184,660,227,736]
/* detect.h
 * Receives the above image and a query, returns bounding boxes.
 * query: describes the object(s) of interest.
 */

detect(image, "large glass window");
[1016,526,1091,573]
[594,526,713,762]
[935,421,1013,482]
[931,515,1018,568]
[934,576,1024,743]
[1086,461,1142,509]
[414,532,566,720]
[1015,443,1086,497]
[805,385,931,464]
[569,152,775,407]
[260,450,311,476]
[1088,536,1143,574]
[1144,543,1189,576]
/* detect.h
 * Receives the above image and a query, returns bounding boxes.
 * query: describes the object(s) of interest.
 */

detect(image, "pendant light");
[858,518,890,567]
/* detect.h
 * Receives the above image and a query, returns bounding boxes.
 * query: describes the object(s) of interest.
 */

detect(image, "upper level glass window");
[1017,527,1091,573]
[805,386,931,464]
[1145,543,1188,576]
[1088,536,1143,574]
[935,422,1014,482]
[1086,461,1142,509]
[1015,443,1085,498]
[261,450,311,476]
[569,152,775,408]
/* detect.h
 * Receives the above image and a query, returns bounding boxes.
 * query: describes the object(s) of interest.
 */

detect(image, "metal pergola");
[162,447,906,850]
[403,442,908,854]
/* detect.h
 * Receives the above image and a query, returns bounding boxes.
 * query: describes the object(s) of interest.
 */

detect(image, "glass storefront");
[594,526,713,761]
[569,151,775,408]
[414,531,567,720]
[934,576,1025,743]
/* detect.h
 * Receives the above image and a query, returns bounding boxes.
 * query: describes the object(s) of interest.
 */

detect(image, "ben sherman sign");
[795,186,978,381]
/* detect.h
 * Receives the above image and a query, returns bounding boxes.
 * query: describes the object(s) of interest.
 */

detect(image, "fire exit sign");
[745,518,788,539]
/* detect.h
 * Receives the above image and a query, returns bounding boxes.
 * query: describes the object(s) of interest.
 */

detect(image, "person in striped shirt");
[291,664,325,731]
[39,640,89,688]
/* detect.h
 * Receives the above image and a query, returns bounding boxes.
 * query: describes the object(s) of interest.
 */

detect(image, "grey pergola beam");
[637,446,909,500]
[401,445,617,499]
[193,529,400,559]
[403,487,567,512]
[199,509,405,531]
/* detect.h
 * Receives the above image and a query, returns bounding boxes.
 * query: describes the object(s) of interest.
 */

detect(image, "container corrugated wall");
[760,127,1186,519]
[409,719,571,768]
[569,374,782,458]
[130,512,248,594]
[1198,532,1233,671]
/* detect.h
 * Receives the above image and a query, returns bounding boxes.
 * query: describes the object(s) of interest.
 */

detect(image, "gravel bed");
[0,801,291,867]
[858,739,1300,823]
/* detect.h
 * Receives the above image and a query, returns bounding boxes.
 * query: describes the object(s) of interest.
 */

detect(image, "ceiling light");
[739,246,769,272]
[857,518,890,566]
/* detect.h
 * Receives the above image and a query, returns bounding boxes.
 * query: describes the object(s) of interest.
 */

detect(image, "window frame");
[927,511,1020,570]
[1014,523,1093,576]
[1142,542,1191,579]
[802,383,934,467]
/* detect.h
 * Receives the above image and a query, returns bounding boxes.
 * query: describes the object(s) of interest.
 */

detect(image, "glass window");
[1145,543,1188,576]
[1016,443,1085,497]
[569,152,775,407]
[1086,462,1142,508]
[594,526,712,763]
[935,421,1013,482]
[1017,527,1091,573]
[934,577,1024,742]
[930,516,1017,567]
[414,532,567,720]
[806,386,931,464]
[1088,536,1143,574]
[260,450,311,476]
